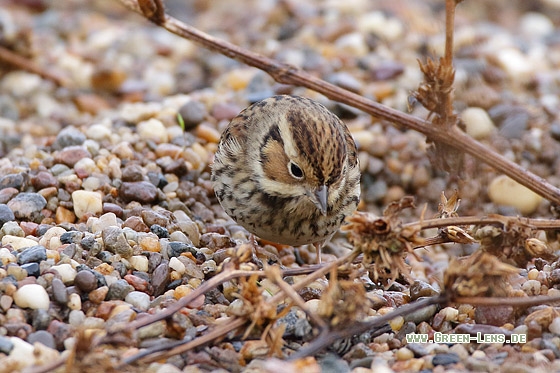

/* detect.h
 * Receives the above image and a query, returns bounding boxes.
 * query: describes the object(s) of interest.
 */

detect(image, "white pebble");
[305,299,321,314]
[495,48,533,81]
[137,118,169,143]
[125,291,151,311]
[522,279,542,296]
[13,284,50,310]
[461,107,496,140]
[51,263,77,284]
[91,212,119,233]
[156,364,183,373]
[441,306,459,322]
[1,235,39,251]
[83,139,100,156]
[129,255,149,272]
[67,293,82,311]
[68,310,86,326]
[63,337,76,351]
[395,347,414,361]
[39,226,66,250]
[488,175,542,214]
[119,101,163,123]
[0,71,42,97]
[6,337,34,368]
[74,157,98,174]
[169,257,186,274]
[83,317,105,329]
[86,123,112,141]
[358,11,403,41]
[335,32,368,57]
[72,190,103,219]
[520,12,554,38]
[549,317,560,335]
[82,176,102,191]
[0,247,17,265]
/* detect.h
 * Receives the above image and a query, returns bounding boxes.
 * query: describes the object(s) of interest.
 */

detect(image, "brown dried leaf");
[444,251,519,298]
[317,271,368,327]
[343,197,424,283]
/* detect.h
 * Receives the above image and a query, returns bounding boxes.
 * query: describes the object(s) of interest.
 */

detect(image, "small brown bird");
[211,95,360,262]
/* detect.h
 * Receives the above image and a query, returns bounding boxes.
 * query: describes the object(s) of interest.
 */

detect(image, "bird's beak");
[308,185,328,215]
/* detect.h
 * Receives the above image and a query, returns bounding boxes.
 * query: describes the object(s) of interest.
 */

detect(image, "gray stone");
[7,192,47,221]
[107,279,134,300]
[0,204,15,227]
[27,330,56,349]
[17,245,47,264]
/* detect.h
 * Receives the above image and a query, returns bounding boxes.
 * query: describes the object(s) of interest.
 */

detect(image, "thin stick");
[120,318,246,365]
[404,214,560,230]
[0,45,68,87]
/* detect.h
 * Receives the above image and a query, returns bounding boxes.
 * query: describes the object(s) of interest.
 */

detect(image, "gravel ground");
[1,0,560,372]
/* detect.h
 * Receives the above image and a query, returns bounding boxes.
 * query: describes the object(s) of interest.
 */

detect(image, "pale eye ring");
[288,161,304,179]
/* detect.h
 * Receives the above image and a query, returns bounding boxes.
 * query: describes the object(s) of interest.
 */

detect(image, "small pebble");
[125,291,151,311]
[2,235,39,251]
[461,107,496,140]
[488,175,542,214]
[91,212,119,233]
[549,317,560,335]
[178,100,207,129]
[0,173,26,190]
[7,193,47,221]
[0,203,15,227]
[72,190,103,219]
[51,263,77,284]
[17,245,47,264]
[51,277,68,304]
[395,347,414,361]
[54,146,91,167]
[107,279,134,300]
[432,353,460,366]
[39,226,66,249]
[67,293,82,311]
[88,286,109,303]
[102,226,133,258]
[20,262,40,277]
[74,270,98,293]
[68,310,86,327]
[522,279,542,296]
[13,284,50,310]
[27,330,56,350]
[138,118,169,143]
[119,181,158,203]
[129,255,149,272]
[54,126,86,148]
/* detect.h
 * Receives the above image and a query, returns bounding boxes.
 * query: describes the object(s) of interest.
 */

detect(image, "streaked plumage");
[211,95,360,258]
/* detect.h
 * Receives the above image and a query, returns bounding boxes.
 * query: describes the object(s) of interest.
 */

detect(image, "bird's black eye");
[288,161,304,179]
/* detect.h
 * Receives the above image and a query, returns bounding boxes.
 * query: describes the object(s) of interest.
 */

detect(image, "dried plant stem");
[454,295,560,307]
[266,265,329,330]
[0,45,67,87]
[405,214,560,231]
[121,318,246,365]
[117,253,356,365]
[117,0,560,205]
[108,265,258,335]
[444,0,457,65]
[441,0,457,122]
